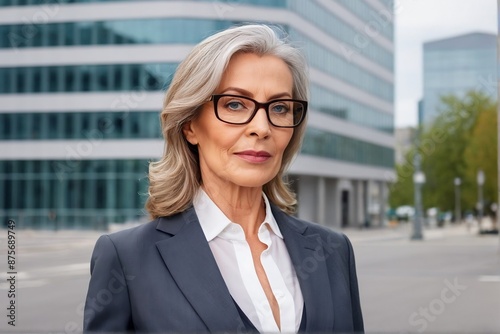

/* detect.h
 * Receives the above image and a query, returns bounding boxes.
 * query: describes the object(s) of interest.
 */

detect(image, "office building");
[394,127,415,165]
[422,32,497,125]
[0,0,395,229]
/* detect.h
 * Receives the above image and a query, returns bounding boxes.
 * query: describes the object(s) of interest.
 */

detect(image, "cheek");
[191,113,233,154]
[212,131,241,154]
[199,127,242,160]
[277,131,294,154]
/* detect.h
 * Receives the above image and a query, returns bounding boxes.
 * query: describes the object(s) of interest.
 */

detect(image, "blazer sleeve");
[83,235,134,332]
[343,234,364,333]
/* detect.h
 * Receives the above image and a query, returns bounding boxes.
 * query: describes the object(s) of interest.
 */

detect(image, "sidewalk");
[1,220,496,247]
[342,222,490,243]
[0,229,102,252]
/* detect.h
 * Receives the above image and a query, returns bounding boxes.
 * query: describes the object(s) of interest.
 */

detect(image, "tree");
[463,104,498,213]
[389,91,497,214]
[389,150,415,208]
[419,92,482,210]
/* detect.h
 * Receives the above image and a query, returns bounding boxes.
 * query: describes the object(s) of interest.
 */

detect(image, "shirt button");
[275,290,284,299]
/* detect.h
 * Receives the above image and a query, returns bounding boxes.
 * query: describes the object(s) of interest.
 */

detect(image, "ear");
[182,120,198,145]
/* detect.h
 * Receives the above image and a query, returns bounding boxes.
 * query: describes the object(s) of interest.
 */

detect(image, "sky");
[394,0,498,127]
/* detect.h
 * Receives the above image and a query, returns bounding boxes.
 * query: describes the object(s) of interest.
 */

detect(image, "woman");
[84,24,364,333]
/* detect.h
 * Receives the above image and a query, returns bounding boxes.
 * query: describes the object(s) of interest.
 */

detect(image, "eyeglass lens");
[215,95,304,127]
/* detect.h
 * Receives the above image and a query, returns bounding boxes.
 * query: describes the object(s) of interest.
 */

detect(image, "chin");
[231,174,276,188]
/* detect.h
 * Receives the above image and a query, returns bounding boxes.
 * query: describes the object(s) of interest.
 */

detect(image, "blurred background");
[0,0,498,333]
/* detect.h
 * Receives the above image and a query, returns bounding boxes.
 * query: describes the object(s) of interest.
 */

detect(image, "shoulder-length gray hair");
[146,24,309,218]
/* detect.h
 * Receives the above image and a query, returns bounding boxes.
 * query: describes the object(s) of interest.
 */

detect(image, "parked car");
[395,206,415,221]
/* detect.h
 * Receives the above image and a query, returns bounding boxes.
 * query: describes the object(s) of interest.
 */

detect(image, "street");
[0,224,499,333]
[347,225,500,333]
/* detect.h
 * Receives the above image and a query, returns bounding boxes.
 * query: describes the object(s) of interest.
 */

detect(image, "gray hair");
[146,24,309,218]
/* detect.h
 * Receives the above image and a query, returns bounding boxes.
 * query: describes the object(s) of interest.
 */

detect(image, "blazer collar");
[155,208,244,332]
[271,206,335,332]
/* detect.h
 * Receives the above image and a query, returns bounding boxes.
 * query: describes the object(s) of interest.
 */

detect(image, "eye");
[226,101,246,111]
[270,103,290,114]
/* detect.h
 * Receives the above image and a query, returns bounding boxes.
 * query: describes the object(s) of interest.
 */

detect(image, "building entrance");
[341,190,349,227]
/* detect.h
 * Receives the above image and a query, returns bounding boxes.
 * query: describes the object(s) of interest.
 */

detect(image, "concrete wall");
[294,174,387,229]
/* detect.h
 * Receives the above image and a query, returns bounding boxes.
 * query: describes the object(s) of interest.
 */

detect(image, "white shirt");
[193,189,304,333]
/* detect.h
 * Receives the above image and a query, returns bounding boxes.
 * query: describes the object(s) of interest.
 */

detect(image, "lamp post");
[454,177,461,224]
[412,153,425,240]
[477,170,485,231]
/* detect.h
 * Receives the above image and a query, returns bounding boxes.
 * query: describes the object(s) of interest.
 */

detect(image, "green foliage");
[389,91,498,212]
[389,149,414,208]
[463,103,498,212]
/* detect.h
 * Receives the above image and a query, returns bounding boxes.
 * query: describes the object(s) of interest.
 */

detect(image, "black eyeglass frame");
[209,94,308,128]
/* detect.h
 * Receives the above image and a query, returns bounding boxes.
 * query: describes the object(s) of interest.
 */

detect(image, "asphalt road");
[0,224,499,333]
[347,225,500,333]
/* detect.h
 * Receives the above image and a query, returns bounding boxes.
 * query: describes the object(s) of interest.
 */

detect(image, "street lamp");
[412,153,425,240]
[477,170,485,230]
[454,177,461,224]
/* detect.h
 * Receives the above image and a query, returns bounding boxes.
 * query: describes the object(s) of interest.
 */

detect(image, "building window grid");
[0,20,392,101]
[0,0,288,6]
[0,19,235,48]
[291,29,393,101]
[301,127,394,168]
[1,14,391,72]
[334,0,393,40]
[0,104,391,141]
[0,0,395,227]
[289,0,393,70]
[0,158,150,228]
[0,0,393,13]
[0,63,177,94]
[379,0,394,9]
[0,111,162,140]
[310,84,393,133]
[0,127,393,226]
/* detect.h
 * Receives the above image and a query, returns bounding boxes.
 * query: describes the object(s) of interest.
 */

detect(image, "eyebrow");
[220,87,293,100]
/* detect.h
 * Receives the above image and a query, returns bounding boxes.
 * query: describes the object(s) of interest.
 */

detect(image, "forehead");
[217,52,293,94]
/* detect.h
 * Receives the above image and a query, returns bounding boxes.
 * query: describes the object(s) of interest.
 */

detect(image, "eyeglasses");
[209,94,307,128]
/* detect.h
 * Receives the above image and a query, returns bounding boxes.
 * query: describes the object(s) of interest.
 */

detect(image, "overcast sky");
[394,0,498,127]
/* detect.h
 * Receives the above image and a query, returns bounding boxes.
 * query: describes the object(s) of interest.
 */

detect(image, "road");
[346,224,500,333]
[0,223,499,333]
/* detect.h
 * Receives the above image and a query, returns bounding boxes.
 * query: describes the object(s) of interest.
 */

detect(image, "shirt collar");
[192,188,283,242]
[262,192,283,239]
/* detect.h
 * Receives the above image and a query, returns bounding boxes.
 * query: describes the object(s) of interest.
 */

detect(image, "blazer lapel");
[272,206,335,332]
[155,207,244,332]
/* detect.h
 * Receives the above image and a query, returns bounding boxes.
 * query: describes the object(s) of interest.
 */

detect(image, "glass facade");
[1,19,242,49]
[0,63,176,93]
[0,90,392,138]
[0,111,161,140]
[310,84,393,133]
[1,0,395,229]
[289,0,393,70]
[301,127,394,168]
[0,129,393,229]
[422,34,497,125]
[335,0,393,40]
[0,0,287,6]
[0,18,393,100]
[0,159,149,229]
[291,28,393,102]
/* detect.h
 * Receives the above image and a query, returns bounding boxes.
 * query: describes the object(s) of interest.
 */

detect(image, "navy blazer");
[84,205,364,333]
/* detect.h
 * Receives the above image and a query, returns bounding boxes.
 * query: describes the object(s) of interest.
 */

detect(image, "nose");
[248,107,271,138]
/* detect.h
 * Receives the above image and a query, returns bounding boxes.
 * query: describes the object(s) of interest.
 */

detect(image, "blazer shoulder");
[105,219,159,243]
[94,218,168,258]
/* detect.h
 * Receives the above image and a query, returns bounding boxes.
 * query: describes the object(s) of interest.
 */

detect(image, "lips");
[234,150,272,163]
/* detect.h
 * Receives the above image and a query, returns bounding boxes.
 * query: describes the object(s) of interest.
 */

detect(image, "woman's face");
[183,52,294,189]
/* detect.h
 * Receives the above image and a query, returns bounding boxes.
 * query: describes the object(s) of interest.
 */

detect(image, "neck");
[202,182,266,236]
